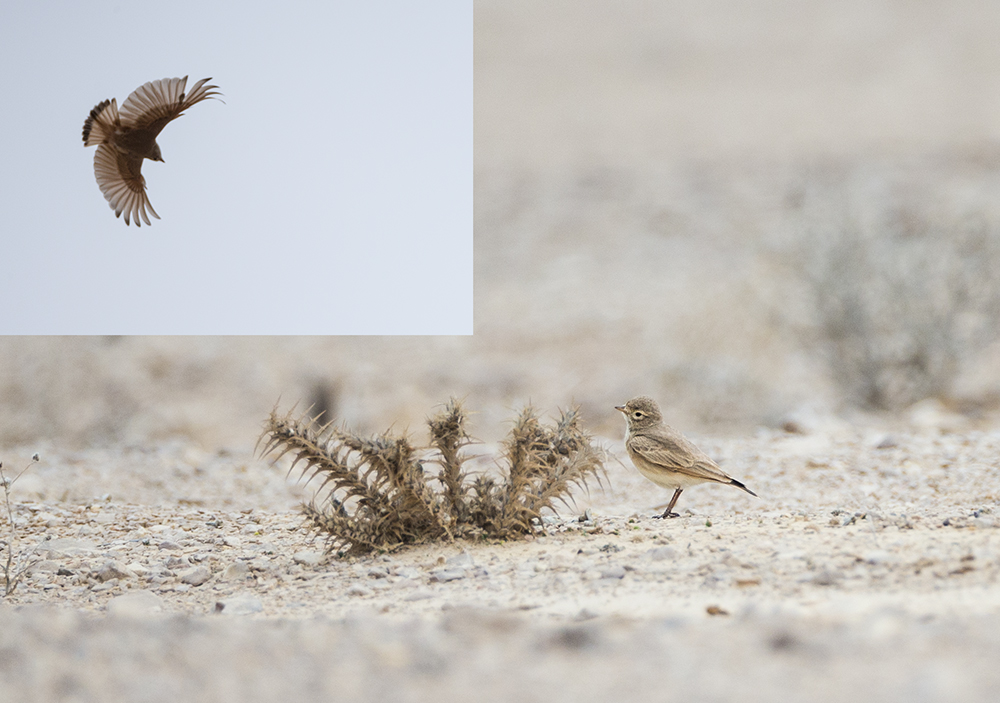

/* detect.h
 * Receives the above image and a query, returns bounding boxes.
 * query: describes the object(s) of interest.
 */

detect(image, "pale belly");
[633,461,712,491]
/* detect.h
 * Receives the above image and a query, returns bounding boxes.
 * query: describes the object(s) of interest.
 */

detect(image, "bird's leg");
[655,489,683,519]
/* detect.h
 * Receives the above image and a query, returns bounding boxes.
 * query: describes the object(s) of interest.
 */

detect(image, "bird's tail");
[730,478,758,497]
[82,98,119,146]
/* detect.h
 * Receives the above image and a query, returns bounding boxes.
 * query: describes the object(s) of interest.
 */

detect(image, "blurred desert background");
[4,1,1000,701]
[8,3,1000,452]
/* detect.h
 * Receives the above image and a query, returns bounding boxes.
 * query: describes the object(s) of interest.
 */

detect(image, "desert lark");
[82,76,221,226]
[616,396,756,518]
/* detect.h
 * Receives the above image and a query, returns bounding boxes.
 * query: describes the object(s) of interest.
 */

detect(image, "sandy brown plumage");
[616,396,756,518]
[82,76,221,226]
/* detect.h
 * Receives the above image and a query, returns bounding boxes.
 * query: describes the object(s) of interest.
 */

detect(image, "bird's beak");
[614,405,626,413]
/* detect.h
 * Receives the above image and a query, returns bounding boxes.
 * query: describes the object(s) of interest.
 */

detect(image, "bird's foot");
[653,511,681,519]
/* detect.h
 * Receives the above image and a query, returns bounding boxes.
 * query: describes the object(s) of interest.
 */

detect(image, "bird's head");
[615,396,663,430]
[150,142,164,162]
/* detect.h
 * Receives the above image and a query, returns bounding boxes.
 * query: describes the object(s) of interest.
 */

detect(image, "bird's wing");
[93,144,160,227]
[627,434,732,483]
[118,76,221,137]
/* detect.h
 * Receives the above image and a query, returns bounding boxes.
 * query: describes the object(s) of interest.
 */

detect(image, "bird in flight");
[82,76,221,226]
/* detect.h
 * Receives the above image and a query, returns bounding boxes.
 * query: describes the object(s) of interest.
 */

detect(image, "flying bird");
[82,76,221,226]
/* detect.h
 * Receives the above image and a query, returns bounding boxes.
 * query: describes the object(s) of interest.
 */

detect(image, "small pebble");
[811,571,840,586]
[107,590,165,618]
[875,435,898,449]
[28,560,60,574]
[221,562,251,581]
[430,568,466,583]
[178,566,212,586]
[647,546,678,561]
[402,590,434,601]
[95,562,133,583]
[446,552,474,567]
[292,550,324,567]
[44,538,96,557]
[215,594,264,615]
[599,565,626,580]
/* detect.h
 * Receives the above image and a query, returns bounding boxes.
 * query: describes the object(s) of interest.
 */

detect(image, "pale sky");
[0,1,471,334]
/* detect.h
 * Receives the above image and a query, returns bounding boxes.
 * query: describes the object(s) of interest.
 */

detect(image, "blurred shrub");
[792,171,1000,410]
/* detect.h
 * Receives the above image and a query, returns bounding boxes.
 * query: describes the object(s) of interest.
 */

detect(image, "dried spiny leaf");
[493,406,606,536]
[467,475,503,535]
[428,398,474,522]
[530,410,606,516]
[259,409,392,516]
[498,406,562,534]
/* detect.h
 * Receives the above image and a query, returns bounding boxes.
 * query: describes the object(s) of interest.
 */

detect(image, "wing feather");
[93,144,160,227]
[627,434,732,484]
[119,76,222,137]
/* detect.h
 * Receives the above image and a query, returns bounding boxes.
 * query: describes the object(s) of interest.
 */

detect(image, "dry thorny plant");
[258,398,605,556]
[1,453,41,597]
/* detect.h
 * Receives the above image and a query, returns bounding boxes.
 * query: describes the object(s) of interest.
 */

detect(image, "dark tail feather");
[82,98,118,146]
[730,478,757,497]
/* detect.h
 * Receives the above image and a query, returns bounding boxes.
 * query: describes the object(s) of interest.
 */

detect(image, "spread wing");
[93,144,160,226]
[118,76,222,138]
[627,433,732,484]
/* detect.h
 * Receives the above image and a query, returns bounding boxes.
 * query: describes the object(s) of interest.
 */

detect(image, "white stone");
[107,590,165,618]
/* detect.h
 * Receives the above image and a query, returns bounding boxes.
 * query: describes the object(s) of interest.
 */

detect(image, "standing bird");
[82,76,221,226]
[616,396,757,518]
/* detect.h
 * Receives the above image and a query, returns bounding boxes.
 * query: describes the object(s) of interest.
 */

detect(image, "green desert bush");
[258,398,605,556]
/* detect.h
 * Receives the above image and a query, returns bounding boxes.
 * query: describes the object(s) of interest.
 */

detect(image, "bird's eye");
[632,411,643,419]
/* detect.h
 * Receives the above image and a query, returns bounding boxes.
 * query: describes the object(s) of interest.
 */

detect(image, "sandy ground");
[5,1,1000,700]
[2,410,1000,701]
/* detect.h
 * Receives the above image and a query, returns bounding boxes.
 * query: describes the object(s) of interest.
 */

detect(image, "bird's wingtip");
[731,478,758,497]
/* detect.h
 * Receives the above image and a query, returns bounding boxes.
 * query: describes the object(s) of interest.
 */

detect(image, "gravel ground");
[2,415,999,702]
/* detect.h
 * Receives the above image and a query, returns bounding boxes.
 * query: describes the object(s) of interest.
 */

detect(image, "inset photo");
[0,2,471,334]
